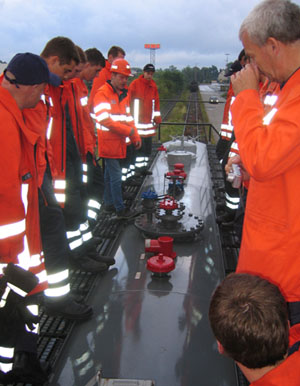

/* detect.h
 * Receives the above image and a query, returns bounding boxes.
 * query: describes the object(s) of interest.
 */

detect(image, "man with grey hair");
[228,0,300,325]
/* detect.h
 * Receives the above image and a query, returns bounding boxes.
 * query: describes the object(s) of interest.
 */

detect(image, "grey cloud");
[1,0,300,69]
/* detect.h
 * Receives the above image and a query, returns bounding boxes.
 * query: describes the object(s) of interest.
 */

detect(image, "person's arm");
[153,84,162,125]
[94,91,132,137]
[129,124,141,149]
[232,89,300,180]
[231,63,300,180]
[0,111,25,261]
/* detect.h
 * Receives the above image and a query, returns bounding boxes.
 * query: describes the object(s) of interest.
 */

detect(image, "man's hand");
[225,155,250,181]
[134,140,142,150]
[231,63,260,96]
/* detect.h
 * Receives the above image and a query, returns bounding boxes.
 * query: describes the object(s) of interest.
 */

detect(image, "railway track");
[159,89,218,144]
[184,90,205,139]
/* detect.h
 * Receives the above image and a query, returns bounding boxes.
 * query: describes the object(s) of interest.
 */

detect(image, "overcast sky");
[1,0,300,70]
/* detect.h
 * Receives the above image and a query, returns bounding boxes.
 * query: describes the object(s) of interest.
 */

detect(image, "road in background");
[199,83,227,137]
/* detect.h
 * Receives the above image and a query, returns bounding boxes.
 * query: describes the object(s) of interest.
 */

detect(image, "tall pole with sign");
[144,44,160,66]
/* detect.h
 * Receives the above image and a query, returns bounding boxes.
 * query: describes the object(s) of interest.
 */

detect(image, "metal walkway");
[45,141,240,386]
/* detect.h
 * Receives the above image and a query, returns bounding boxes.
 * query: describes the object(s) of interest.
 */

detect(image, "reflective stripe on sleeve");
[96,111,110,121]
[94,102,111,114]
[0,219,25,239]
[263,108,278,125]
[46,117,53,140]
[80,96,88,106]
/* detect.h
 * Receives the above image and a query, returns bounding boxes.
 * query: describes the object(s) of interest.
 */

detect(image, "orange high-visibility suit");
[71,78,96,159]
[89,60,111,112]
[232,69,300,303]
[128,74,161,137]
[94,81,140,159]
[0,87,41,264]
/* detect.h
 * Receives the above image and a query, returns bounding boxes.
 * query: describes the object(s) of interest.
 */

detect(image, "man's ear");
[47,55,60,66]
[265,37,280,56]
[217,340,225,355]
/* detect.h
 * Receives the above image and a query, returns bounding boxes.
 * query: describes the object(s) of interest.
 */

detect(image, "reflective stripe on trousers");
[225,193,240,210]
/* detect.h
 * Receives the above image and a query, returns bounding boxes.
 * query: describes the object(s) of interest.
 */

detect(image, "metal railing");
[157,122,220,144]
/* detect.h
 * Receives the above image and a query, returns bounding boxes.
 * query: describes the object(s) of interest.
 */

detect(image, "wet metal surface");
[49,142,238,386]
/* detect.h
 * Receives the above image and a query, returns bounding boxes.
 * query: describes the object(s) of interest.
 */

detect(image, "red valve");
[147,253,175,274]
[174,163,184,170]
[173,163,187,179]
[145,236,177,259]
[159,197,178,210]
[165,170,185,179]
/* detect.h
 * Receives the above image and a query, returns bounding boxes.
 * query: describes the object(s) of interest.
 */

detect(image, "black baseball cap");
[4,52,61,87]
[143,63,155,72]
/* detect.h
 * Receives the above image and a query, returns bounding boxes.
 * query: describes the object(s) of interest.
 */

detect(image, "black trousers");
[63,129,87,231]
[234,187,247,241]
[86,152,104,201]
[136,136,153,158]
[216,137,229,161]
[0,296,37,356]
[39,165,69,274]
[63,155,87,230]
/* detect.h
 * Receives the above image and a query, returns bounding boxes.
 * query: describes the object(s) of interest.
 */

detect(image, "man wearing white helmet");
[93,58,141,219]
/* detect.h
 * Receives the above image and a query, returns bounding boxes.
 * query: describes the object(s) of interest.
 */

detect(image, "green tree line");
[131,64,222,101]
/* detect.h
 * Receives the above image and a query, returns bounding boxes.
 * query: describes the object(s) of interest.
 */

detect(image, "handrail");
[157,122,220,143]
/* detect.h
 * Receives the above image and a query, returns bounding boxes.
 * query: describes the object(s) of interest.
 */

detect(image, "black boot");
[87,249,116,266]
[43,293,93,320]
[0,370,12,385]
[216,211,236,224]
[70,251,108,273]
[101,204,116,214]
[124,176,143,186]
[116,208,138,220]
[8,351,49,385]
[84,241,116,266]
[138,168,152,176]
[122,191,136,200]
